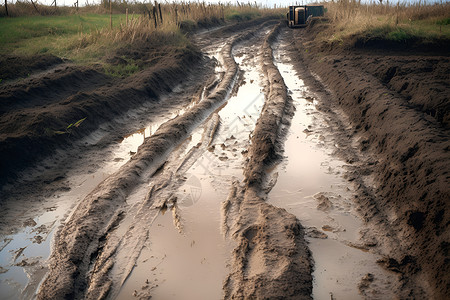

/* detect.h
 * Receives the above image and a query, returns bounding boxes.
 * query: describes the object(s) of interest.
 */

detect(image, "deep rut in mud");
[0,21,417,300]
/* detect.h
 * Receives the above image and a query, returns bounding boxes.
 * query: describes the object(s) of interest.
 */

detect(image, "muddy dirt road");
[0,19,448,299]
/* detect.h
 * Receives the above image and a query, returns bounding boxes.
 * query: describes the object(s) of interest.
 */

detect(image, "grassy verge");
[0,14,133,57]
[0,2,283,76]
[315,0,450,49]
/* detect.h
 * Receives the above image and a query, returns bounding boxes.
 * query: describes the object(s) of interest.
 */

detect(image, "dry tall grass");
[0,1,283,65]
[321,0,449,43]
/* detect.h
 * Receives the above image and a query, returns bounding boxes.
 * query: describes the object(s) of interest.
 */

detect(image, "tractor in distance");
[287,5,325,28]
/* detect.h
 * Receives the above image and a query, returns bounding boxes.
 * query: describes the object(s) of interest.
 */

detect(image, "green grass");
[0,14,131,57]
[320,2,450,48]
[362,18,449,43]
[0,7,274,76]
[436,17,450,26]
[409,17,450,36]
[104,58,140,77]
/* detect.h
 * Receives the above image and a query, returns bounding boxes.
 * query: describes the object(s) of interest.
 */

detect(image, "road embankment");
[290,22,449,299]
[0,46,202,190]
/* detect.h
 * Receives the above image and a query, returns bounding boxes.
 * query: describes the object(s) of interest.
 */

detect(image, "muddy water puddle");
[0,167,115,299]
[269,39,396,299]
[116,44,265,300]
[0,91,201,299]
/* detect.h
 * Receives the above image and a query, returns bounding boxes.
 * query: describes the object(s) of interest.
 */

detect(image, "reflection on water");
[269,38,395,299]
[116,43,265,300]
[0,82,199,300]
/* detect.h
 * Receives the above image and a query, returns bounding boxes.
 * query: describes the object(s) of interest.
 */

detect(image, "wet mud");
[0,43,202,188]
[1,15,447,300]
[35,30,240,300]
[222,23,312,299]
[34,20,283,300]
[291,22,449,298]
[270,33,397,299]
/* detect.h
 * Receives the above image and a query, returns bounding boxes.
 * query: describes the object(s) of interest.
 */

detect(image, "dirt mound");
[0,66,110,114]
[0,45,201,190]
[290,23,449,298]
[351,35,450,55]
[0,54,63,81]
[353,56,450,128]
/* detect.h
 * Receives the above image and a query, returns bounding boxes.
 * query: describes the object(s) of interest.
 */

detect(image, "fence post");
[30,0,40,14]
[152,6,157,28]
[174,6,178,26]
[5,0,8,16]
[158,3,163,24]
[109,0,112,29]
[396,1,399,26]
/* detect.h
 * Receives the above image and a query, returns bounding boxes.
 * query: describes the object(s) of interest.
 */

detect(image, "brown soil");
[2,15,448,300]
[289,21,449,299]
[0,54,64,81]
[0,44,202,189]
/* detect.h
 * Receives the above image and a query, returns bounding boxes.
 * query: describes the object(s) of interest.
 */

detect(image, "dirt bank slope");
[0,45,202,190]
[223,23,312,299]
[290,22,449,298]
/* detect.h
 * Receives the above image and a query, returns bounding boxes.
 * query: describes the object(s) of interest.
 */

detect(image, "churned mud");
[222,24,312,299]
[0,16,448,300]
[270,31,397,299]
[290,21,449,298]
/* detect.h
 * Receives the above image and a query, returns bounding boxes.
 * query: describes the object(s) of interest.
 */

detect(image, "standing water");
[268,38,396,299]
[0,88,204,300]
[115,40,268,299]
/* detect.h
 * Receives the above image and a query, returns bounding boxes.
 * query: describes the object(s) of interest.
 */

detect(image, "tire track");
[222,22,313,299]
[36,23,263,300]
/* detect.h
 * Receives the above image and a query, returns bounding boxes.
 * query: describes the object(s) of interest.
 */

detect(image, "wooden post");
[109,0,112,29]
[158,3,162,24]
[152,6,157,28]
[5,0,8,16]
[30,0,40,14]
[396,1,399,26]
[126,8,128,26]
[174,6,178,26]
